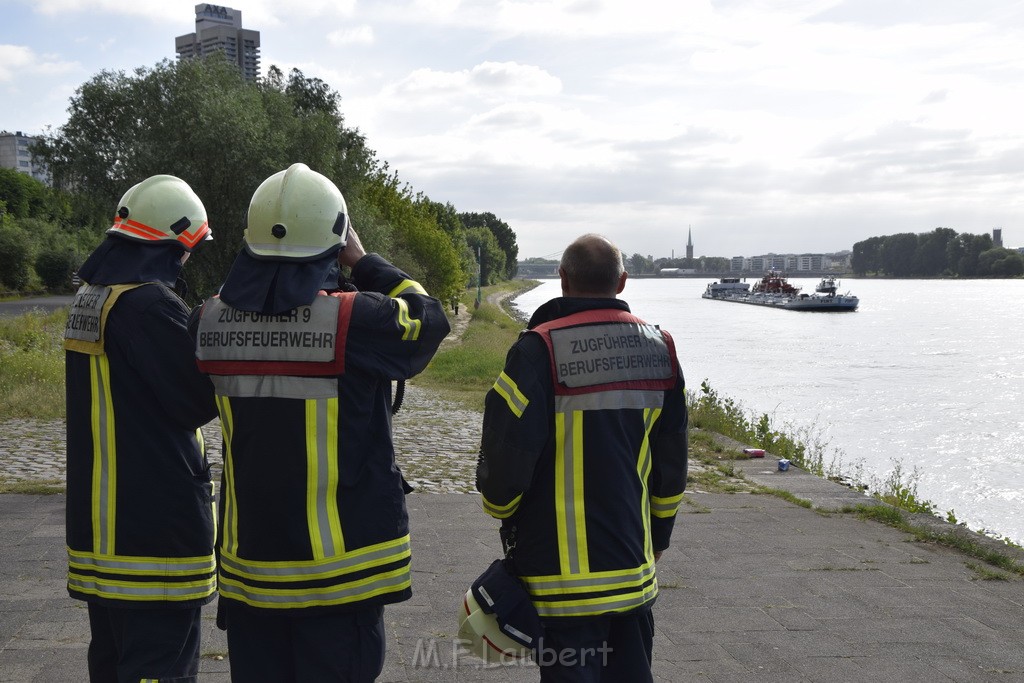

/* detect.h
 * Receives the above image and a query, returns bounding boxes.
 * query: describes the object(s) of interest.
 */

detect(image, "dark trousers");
[86,602,202,683]
[222,602,385,682]
[536,609,655,683]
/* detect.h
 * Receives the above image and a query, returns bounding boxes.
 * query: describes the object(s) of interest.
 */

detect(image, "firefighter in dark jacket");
[64,175,217,682]
[477,234,688,682]
[193,163,450,681]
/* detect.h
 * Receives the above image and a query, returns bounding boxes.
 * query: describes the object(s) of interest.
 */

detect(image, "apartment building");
[175,4,261,82]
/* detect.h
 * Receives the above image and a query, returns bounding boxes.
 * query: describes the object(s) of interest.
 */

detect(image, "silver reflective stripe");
[493,372,528,417]
[549,323,672,388]
[534,584,657,618]
[388,279,428,297]
[68,575,215,600]
[557,410,582,575]
[67,551,214,574]
[310,398,338,558]
[211,375,339,399]
[554,390,664,413]
[219,538,411,579]
[523,563,656,592]
[651,499,678,515]
[219,567,410,606]
[91,355,114,556]
[217,395,239,556]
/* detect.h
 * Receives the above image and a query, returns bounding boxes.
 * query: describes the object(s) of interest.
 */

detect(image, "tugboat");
[702,272,859,311]
[815,277,839,294]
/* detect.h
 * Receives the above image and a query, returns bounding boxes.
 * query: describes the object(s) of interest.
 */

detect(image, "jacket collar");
[527,296,630,330]
[77,236,184,288]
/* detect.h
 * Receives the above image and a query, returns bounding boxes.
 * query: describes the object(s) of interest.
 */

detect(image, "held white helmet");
[244,163,349,261]
[457,588,533,663]
[107,175,211,251]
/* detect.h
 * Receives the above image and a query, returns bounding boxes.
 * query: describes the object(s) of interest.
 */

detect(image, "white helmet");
[457,588,533,663]
[244,163,348,261]
[107,175,211,251]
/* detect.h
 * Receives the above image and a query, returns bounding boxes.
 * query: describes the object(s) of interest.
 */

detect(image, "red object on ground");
[743,448,765,458]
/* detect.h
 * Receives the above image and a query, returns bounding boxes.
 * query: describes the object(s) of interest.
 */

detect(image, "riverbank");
[3,287,1024,680]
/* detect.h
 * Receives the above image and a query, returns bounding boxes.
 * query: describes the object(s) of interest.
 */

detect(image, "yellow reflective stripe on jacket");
[219,535,410,582]
[67,573,216,602]
[89,354,116,555]
[393,298,422,341]
[651,492,684,518]
[388,279,428,297]
[68,549,216,575]
[216,395,240,557]
[481,492,522,519]
[219,563,411,609]
[555,410,589,576]
[306,398,344,559]
[529,580,658,618]
[521,562,656,595]
[67,548,216,603]
[493,371,529,418]
[637,408,659,560]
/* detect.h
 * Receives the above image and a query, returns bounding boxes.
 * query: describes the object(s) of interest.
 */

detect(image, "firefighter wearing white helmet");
[64,175,218,681]
[243,162,349,261]
[193,163,451,680]
[107,174,212,251]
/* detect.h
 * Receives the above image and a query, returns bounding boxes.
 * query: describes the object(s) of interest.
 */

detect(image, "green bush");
[0,224,33,290]
[35,247,78,291]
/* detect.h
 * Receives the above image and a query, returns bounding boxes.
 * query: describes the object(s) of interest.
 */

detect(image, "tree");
[459,212,518,279]
[977,248,1024,277]
[951,233,993,277]
[852,236,885,275]
[879,233,918,277]
[35,57,383,299]
[465,227,505,286]
[914,228,957,276]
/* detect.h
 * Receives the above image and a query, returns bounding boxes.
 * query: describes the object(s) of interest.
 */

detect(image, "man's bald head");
[559,234,627,297]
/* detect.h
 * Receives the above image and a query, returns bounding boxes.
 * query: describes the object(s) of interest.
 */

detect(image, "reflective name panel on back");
[64,284,111,343]
[197,296,341,364]
[549,322,673,388]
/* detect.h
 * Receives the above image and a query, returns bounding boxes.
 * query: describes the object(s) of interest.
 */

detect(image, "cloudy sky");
[3,0,1023,259]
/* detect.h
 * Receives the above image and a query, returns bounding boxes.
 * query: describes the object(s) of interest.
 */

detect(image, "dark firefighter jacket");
[477,297,688,619]
[64,239,218,609]
[194,253,450,614]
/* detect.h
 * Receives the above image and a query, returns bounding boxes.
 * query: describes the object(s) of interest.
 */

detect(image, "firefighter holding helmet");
[194,163,450,681]
[64,175,218,682]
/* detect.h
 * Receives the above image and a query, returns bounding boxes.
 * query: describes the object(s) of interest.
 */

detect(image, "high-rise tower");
[686,227,694,260]
[175,4,261,82]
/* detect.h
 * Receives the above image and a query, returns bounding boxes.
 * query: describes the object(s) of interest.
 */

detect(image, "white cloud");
[0,44,78,82]
[327,25,374,46]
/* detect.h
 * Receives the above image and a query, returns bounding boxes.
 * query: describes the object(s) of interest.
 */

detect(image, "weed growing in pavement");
[848,504,1024,577]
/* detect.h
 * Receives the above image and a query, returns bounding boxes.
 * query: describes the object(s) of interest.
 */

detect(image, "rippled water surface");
[513,278,1024,545]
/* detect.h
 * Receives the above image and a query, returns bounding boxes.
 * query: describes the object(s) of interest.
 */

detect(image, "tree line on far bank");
[852,228,1023,278]
[0,56,518,301]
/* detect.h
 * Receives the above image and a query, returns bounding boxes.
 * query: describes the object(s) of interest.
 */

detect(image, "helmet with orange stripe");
[107,175,212,251]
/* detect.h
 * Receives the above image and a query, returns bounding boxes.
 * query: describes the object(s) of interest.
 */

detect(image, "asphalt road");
[0,295,75,317]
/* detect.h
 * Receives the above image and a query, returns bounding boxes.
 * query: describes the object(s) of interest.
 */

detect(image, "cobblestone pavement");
[0,305,484,489]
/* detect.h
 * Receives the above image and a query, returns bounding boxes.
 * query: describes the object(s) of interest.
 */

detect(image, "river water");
[511,277,1024,546]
